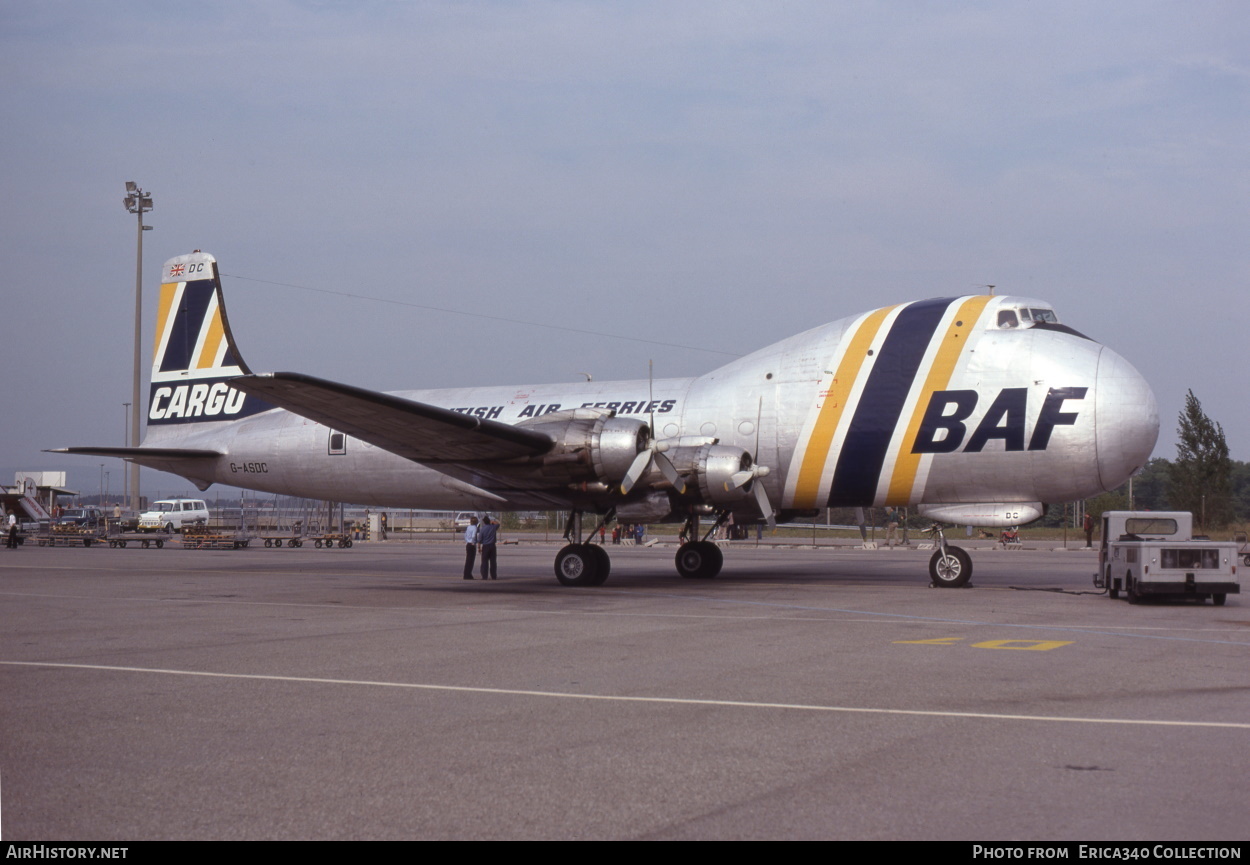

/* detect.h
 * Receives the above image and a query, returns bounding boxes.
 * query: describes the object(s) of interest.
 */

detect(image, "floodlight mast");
[123,182,153,515]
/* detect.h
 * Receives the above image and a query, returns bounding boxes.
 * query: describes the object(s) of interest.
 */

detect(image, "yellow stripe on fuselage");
[152,282,180,366]
[792,305,898,509]
[883,295,992,504]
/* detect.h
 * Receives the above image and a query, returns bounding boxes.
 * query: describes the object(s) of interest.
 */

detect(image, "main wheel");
[555,544,606,586]
[929,546,972,587]
[1212,593,1227,606]
[589,544,611,582]
[675,541,723,579]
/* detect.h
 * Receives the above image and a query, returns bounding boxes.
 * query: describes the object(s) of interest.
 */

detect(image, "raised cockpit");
[995,303,1059,329]
[990,297,1089,339]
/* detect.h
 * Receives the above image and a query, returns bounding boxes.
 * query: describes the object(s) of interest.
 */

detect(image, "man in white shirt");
[462,516,479,579]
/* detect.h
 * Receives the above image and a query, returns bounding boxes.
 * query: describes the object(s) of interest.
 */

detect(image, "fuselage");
[142,293,1158,517]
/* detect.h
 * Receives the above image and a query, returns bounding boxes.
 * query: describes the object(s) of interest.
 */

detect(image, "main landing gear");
[551,509,734,586]
[925,523,973,588]
[674,511,728,579]
[553,510,611,587]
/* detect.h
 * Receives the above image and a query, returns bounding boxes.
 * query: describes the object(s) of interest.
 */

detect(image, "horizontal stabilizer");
[230,372,554,463]
[48,447,222,459]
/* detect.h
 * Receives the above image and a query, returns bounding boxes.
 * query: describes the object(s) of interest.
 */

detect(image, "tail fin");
[147,252,271,426]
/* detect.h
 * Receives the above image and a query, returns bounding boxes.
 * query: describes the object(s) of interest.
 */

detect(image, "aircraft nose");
[1095,346,1159,491]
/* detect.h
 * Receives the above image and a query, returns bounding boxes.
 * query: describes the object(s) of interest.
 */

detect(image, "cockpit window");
[997,310,1019,328]
[1029,308,1058,323]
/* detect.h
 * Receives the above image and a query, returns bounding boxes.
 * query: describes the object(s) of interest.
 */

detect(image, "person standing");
[462,515,479,579]
[478,515,499,580]
[7,510,18,550]
[1083,511,1094,549]
[884,507,900,548]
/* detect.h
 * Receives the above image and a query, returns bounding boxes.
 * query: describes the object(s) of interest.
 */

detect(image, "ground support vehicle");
[258,530,305,550]
[261,533,305,548]
[1095,511,1239,605]
[37,524,105,547]
[310,533,353,549]
[106,529,172,549]
[182,525,251,550]
[1235,531,1250,567]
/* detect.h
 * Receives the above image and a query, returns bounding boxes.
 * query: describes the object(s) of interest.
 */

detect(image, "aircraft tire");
[589,544,611,582]
[1212,593,1226,606]
[929,546,972,587]
[676,541,723,579]
[555,544,606,587]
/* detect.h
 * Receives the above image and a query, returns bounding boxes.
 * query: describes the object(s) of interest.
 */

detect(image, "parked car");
[138,499,210,533]
[56,508,104,529]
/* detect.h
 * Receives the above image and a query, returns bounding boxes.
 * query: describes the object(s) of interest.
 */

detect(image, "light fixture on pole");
[123,183,153,515]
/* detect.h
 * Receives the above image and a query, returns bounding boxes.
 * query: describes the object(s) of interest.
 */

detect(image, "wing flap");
[230,372,553,463]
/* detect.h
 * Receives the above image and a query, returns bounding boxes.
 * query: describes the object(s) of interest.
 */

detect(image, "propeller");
[619,435,685,495]
[727,397,775,528]
[620,360,686,495]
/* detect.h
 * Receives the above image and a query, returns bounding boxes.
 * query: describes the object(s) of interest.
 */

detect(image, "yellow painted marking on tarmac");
[793,305,898,508]
[4,660,1247,729]
[152,281,179,364]
[893,637,963,645]
[885,295,993,504]
[971,640,1073,651]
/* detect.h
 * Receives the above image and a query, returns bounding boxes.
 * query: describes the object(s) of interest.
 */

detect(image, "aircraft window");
[997,310,1019,328]
[329,432,347,455]
[1018,308,1032,322]
[1029,308,1059,323]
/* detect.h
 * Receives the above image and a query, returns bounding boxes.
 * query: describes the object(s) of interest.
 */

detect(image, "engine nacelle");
[518,408,649,487]
[666,443,757,508]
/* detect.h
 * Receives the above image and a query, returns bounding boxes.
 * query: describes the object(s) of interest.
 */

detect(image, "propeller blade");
[619,449,652,495]
[753,477,775,529]
[654,450,686,495]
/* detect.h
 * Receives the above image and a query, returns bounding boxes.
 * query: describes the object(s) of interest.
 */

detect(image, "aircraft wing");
[230,372,554,463]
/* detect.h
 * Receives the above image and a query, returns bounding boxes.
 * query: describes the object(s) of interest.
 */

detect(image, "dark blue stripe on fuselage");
[159,280,215,373]
[827,297,955,506]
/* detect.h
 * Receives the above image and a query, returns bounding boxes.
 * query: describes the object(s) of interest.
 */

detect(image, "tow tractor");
[1094,511,1239,605]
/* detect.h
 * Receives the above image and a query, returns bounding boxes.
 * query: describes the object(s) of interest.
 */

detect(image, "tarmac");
[1,539,1247,840]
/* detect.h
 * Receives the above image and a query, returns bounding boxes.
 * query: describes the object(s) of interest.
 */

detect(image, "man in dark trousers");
[462,515,479,579]
[478,515,499,580]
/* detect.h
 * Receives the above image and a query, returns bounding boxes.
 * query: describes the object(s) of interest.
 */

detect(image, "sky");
[1,1,1247,499]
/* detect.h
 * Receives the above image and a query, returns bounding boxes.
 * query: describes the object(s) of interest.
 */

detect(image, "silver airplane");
[57,251,1159,587]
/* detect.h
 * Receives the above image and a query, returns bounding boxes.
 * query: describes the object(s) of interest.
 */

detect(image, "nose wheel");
[925,523,973,588]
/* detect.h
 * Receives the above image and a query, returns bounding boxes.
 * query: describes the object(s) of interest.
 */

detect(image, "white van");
[139,499,210,533]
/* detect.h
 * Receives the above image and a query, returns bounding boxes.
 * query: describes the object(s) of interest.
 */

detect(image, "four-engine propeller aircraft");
[57,251,1159,587]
